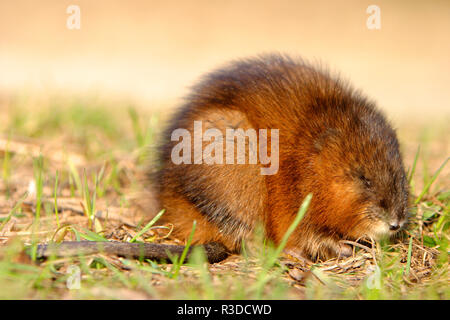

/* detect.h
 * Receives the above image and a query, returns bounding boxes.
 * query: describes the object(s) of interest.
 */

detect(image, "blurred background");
[0,0,449,122]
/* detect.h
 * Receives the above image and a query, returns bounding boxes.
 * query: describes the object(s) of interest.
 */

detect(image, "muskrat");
[36,54,409,262]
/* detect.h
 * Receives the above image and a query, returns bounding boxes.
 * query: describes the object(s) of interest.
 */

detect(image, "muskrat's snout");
[387,217,407,237]
[388,191,409,234]
[362,210,407,240]
[388,207,408,231]
[369,198,409,238]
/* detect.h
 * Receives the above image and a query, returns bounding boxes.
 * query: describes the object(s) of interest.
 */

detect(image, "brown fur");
[154,54,409,261]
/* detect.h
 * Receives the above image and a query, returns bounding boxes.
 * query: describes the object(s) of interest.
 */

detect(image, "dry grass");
[0,94,448,299]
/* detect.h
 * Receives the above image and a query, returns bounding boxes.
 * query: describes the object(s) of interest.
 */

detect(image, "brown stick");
[34,241,229,264]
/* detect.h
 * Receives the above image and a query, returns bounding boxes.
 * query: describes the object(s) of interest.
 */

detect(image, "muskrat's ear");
[313,128,338,152]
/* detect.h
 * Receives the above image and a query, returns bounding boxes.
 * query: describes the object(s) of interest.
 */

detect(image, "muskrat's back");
[156,54,409,260]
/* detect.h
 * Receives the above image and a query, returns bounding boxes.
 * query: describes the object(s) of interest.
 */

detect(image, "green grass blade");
[414,157,449,204]
[54,170,60,228]
[407,145,420,185]
[129,209,165,243]
[171,220,197,279]
[178,220,197,265]
[0,192,28,232]
[128,107,144,147]
[2,133,11,188]
[78,228,109,242]
[68,160,82,196]
[404,236,413,276]
[268,193,312,267]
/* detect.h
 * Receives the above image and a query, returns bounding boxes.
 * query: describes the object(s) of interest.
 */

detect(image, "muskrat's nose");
[389,223,400,231]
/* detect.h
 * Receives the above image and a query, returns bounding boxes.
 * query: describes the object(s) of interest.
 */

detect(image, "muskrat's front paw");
[334,242,353,258]
[283,248,313,264]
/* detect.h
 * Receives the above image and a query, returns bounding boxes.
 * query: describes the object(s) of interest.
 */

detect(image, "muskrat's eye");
[359,174,371,188]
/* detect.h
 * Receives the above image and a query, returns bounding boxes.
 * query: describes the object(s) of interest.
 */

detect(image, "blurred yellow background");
[1,0,449,121]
